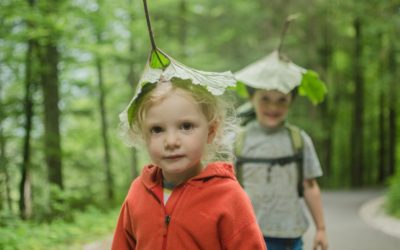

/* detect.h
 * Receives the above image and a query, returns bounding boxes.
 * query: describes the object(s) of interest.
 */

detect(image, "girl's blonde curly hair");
[119,79,238,163]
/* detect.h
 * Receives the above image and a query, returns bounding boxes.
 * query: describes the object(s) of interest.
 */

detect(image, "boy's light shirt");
[241,120,322,238]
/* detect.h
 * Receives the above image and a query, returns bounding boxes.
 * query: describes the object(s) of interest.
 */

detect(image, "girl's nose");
[164,131,180,149]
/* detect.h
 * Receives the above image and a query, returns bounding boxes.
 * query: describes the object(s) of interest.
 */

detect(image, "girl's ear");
[207,121,218,144]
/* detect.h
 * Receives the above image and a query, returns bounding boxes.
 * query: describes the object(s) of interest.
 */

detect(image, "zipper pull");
[165,215,171,226]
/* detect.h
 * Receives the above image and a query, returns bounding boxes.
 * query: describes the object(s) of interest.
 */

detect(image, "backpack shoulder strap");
[286,123,303,154]
[285,123,304,197]
[234,127,246,156]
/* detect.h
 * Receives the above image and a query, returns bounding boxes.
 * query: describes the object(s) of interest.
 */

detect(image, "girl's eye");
[180,122,194,131]
[150,126,163,134]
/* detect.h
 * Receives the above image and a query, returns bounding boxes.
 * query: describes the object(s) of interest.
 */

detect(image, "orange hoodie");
[111,162,267,250]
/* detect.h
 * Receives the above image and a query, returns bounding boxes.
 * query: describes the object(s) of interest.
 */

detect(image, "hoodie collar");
[141,162,236,189]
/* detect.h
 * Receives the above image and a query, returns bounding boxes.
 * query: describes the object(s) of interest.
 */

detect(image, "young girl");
[112,78,266,249]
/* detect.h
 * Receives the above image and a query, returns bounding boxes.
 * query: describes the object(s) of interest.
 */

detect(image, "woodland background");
[0,0,399,249]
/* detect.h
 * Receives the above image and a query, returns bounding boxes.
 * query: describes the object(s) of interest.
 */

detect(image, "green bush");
[386,173,400,218]
[0,206,119,250]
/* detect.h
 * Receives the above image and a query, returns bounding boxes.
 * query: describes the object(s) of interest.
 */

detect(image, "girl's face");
[251,89,292,129]
[143,90,216,185]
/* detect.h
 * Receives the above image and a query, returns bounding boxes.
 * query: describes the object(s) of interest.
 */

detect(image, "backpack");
[234,123,304,197]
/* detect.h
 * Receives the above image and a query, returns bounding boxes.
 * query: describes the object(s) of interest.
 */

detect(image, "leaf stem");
[277,13,300,58]
[142,0,165,67]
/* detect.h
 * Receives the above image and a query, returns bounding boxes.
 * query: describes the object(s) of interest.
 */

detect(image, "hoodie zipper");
[162,205,170,250]
[165,214,171,225]
[161,184,187,250]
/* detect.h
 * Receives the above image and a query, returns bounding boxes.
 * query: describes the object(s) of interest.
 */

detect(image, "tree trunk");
[0,127,4,211]
[19,35,37,220]
[351,18,364,187]
[0,79,10,212]
[127,0,138,179]
[0,122,12,213]
[40,42,63,189]
[18,0,38,219]
[388,104,396,177]
[0,61,3,211]
[377,92,386,183]
[388,43,397,176]
[179,0,187,58]
[0,124,3,211]
[318,19,333,178]
[0,126,12,212]
[95,33,114,201]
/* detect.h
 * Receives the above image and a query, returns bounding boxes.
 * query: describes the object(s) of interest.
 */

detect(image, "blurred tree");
[94,0,114,202]
[314,2,334,179]
[38,0,63,190]
[378,82,386,183]
[127,0,139,179]
[387,42,397,177]
[0,72,6,211]
[377,32,389,184]
[178,0,187,58]
[0,1,16,214]
[350,17,364,187]
[19,0,38,220]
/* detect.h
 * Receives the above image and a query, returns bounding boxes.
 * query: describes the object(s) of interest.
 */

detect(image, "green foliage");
[386,173,400,218]
[0,206,119,250]
[45,185,105,222]
[298,70,328,105]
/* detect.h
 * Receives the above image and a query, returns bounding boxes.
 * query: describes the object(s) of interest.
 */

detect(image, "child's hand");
[313,229,328,250]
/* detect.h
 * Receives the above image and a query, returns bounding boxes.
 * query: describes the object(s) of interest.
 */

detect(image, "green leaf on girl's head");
[150,49,170,69]
[298,70,327,105]
[127,82,157,125]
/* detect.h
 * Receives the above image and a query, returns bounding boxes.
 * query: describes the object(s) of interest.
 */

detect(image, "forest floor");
[83,189,400,250]
[83,235,113,250]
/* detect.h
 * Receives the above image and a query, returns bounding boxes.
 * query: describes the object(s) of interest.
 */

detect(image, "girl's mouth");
[164,155,184,160]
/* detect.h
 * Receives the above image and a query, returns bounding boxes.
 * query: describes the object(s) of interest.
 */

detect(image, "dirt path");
[83,235,113,250]
[303,189,400,250]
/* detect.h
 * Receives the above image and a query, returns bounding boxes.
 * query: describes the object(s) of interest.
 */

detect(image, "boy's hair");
[122,80,238,162]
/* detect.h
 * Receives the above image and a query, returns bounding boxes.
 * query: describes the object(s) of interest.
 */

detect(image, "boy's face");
[143,91,216,185]
[251,89,292,129]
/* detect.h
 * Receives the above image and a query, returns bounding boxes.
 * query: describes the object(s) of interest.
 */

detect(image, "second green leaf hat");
[235,50,305,94]
[235,50,327,105]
